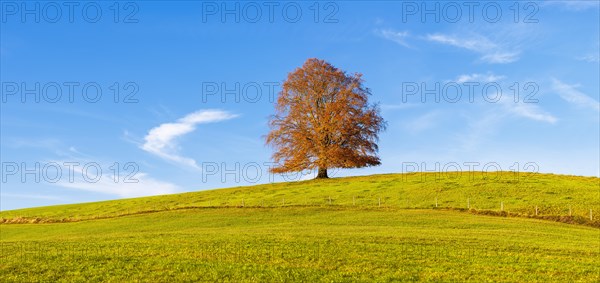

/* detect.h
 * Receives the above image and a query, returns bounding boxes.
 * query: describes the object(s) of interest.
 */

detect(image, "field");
[1,172,599,282]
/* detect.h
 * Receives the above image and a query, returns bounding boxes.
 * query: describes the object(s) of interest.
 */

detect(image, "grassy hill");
[2,172,598,224]
[1,172,599,282]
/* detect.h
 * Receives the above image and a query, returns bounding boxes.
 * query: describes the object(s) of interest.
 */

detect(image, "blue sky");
[1,1,599,210]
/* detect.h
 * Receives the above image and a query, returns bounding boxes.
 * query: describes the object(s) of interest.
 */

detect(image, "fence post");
[435,197,438,208]
[590,209,593,221]
[378,197,381,208]
[328,196,332,205]
[535,206,538,216]
[501,202,504,211]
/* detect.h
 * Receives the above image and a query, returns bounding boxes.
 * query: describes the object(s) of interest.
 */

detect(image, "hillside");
[1,172,599,282]
[1,172,598,224]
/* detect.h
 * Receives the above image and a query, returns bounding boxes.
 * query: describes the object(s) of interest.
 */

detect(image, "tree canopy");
[266,58,386,178]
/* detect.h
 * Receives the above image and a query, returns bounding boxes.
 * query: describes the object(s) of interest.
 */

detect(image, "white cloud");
[426,33,494,50]
[577,54,600,63]
[44,155,181,198]
[551,79,600,112]
[376,29,411,47]
[480,52,521,64]
[426,33,520,64]
[504,101,558,123]
[56,171,179,198]
[454,73,506,84]
[141,109,238,169]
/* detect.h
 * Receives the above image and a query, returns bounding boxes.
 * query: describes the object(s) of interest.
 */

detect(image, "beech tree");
[266,58,386,179]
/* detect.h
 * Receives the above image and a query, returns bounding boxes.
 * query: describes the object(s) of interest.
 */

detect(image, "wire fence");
[1,195,597,226]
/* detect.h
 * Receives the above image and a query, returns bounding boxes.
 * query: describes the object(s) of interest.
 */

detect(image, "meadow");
[1,172,599,282]
[1,172,598,224]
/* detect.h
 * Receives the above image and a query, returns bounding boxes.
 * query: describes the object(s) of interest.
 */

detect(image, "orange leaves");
[266,58,386,175]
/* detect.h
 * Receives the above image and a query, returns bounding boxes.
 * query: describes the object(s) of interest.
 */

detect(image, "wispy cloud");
[47,149,182,198]
[450,73,555,123]
[404,111,441,133]
[502,100,558,123]
[426,33,495,50]
[455,97,556,151]
[546,1,600,11]
[454,73,506,84]
[577,54,600,63]
[551,79,600,112]
[480,52,521,64]
[141,109,238,169]
[494,89,557,123]
[56,169,180,198]
[376,29,411,47]
[426,33,520,63]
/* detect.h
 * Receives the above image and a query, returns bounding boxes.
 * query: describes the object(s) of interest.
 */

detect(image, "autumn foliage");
[266,58,386,179]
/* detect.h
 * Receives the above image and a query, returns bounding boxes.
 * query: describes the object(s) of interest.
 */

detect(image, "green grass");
[1,172,599,282]
[1,172,598,222]
[1,208,599,282]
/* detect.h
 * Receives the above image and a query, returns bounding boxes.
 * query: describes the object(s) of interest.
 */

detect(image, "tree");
[266,58,386,179]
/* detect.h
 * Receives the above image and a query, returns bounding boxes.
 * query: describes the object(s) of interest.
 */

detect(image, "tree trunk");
[316,168,329,179]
